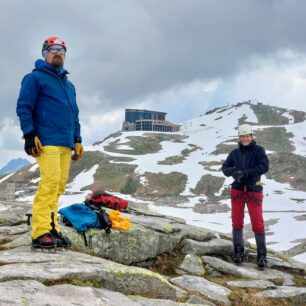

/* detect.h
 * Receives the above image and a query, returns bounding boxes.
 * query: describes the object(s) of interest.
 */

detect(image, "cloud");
[221,51,306,111]
[1,0,306,167]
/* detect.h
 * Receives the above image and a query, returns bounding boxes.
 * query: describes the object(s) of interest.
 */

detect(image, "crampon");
[30,212,71,252]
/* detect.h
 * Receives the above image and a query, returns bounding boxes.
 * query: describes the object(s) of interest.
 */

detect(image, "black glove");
[23,131,42,157]
[232,169,245,181]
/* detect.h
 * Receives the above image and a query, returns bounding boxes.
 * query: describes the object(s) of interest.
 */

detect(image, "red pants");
[230,188,265,233]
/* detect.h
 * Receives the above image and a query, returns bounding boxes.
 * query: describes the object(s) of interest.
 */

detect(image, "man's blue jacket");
[16,59,81,149]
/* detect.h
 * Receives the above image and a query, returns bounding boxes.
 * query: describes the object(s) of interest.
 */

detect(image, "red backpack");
[85,190,128,212]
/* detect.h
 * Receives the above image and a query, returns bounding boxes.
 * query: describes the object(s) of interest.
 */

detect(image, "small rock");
[177,254,205,276]
[175,268,188,276]
[2,232,31,249]
[260,257,306,275]
[172,284,188,300]
[170,275,231,305]
[0,223,28,235]
[193,202,230,214]
[202,256,260,279]
[243,262,295,286]
[135,259,155,268]
[256,286,306,304]
[287,258,306,275]
[187,295,216,305]
[129,214,181,234]
[182,238,233,256]
[206,266,222,278]
[180,226,217,242]
[227,280,276,289]
[0,213,25,226]
[202,256,295,285]
[130,296,194,305]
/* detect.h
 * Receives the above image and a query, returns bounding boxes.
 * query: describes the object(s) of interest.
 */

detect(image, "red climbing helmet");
[42,36,67,54]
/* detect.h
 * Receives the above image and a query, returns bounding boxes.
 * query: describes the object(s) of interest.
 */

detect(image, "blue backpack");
[59,204,112,246]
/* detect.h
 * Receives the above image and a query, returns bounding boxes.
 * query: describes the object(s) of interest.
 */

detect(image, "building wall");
[0,183,15,200]
[123,109,179,132]
[122,121,136,131]
[135,120,180,132]
[125,109,167,123]
[0,182,30,200]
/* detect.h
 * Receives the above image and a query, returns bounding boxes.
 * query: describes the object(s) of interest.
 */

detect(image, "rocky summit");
[0,200,305,306]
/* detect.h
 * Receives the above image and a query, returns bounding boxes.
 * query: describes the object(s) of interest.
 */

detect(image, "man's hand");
[24,131,43,157]
[72,142,84,160]
[232,169,245,181]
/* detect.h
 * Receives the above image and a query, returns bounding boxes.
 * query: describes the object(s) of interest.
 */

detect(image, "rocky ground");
[0,200,305,306]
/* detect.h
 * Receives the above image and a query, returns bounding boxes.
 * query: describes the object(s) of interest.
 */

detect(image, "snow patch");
[29,163,39,172]
[0,172,15,183]
[292,252,306,264]
[285,120,306,156]
[67,164,99,192]
[31,177,40,184]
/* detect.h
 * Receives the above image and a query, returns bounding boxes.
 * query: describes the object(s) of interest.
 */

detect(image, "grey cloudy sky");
[0,0,306,167]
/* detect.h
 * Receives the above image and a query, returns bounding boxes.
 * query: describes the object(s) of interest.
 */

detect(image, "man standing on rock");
[222,124,269,269]
[16,36,84,250]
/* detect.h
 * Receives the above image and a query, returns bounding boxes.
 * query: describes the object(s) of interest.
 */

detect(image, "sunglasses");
[48,46,66,55]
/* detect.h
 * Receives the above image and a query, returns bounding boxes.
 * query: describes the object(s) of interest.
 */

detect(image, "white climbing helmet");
[238,124,253,136]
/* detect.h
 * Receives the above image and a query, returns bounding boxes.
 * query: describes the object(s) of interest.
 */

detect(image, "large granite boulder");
[0,280,140,306]
[0,247,177,300]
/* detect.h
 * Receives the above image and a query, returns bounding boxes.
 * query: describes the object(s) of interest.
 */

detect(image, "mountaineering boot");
[49,212,71,249]
[32,233,56,250]
[255,233,267,269]
[53,231,71,249]
[232,228,244,265]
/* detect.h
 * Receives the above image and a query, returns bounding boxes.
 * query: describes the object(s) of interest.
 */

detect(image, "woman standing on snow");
[222,124,269,269]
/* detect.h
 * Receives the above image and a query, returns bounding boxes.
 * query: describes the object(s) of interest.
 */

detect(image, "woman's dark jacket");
[221,141,269,192]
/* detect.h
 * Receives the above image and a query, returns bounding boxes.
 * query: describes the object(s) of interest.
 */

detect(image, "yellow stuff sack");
[109,210,132,231]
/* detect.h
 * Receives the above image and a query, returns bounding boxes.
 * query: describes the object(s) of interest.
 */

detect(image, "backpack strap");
[50,212,57,236]
[96,209,112,234]
[84,202,112,233]
[82,231,88,247]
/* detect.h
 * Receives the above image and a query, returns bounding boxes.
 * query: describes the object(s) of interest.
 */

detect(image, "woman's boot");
[255,232,267,269]
[233,228,244,265]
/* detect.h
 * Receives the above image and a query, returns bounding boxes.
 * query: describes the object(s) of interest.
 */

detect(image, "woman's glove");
[232,169,245,181]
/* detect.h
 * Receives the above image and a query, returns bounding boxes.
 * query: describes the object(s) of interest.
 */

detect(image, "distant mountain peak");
[0,158,32,176]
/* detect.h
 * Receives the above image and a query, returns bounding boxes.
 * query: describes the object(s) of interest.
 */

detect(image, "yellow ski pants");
[32,146,71,239]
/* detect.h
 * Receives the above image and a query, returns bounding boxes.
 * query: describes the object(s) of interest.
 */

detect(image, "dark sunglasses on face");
[48,46,66,55]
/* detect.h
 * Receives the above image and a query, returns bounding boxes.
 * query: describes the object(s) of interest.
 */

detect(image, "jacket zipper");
[39,68,74,132]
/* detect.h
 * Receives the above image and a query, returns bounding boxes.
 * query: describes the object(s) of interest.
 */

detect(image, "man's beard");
[52,56,63,68]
